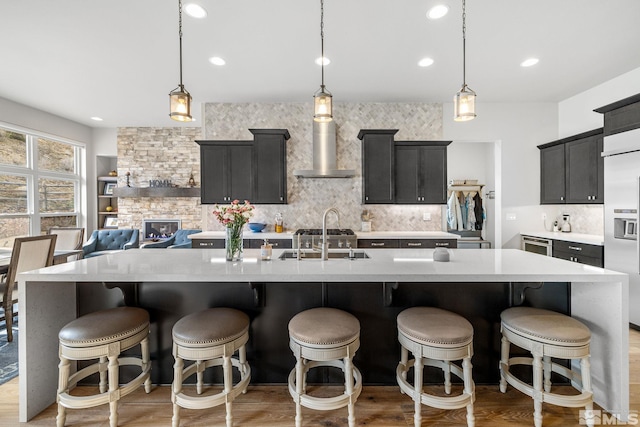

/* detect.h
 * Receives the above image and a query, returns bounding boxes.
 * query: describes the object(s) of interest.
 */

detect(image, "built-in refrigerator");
[603,127,640,326]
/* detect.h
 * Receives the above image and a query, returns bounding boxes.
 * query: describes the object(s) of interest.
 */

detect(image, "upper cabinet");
[538,128,604,205]
[359,129,450,205]
[395,141,449,204]
[197,129,289,205]
[358,129,397,204]
[250,129,290,204]
[198,141,253,204]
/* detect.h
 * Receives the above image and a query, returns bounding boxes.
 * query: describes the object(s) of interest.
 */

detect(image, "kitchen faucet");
[320,207,340,260]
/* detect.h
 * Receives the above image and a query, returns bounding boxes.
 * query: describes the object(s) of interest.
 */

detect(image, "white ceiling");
[1,0,639,128]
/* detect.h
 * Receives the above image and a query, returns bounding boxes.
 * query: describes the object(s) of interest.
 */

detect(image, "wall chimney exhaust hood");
[293,120,356,178]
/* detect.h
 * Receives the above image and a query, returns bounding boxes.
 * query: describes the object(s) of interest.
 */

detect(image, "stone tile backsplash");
[202,102,444,232]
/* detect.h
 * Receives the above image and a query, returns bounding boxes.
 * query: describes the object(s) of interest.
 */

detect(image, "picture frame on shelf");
[104,217,118,228]
[104,182,116,195]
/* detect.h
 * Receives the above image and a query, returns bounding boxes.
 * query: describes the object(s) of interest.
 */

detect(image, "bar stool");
[171,308,251,427]
[288,307,362,427]
[56,306,151,427]
[499,307,593,427]
[396,307,475,427]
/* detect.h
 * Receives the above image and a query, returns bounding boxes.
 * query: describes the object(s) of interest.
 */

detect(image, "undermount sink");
[278,250,370,260]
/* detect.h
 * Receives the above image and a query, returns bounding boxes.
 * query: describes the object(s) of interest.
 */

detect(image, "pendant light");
[169,0,193,122]
[313,0,332,122]
[454,0,476,122]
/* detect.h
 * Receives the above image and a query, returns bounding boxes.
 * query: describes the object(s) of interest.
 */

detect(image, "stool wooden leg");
[400,346,408,382]
[239,344,249,394]
[141,336,151,393]
[172,356,184,427]
[443,361,452,395]
[223,355,233,427]
[345,356,356,427]
[295,354,304,427]
[463,357,475,427]
[499,336,509,393]
[532,353,543,427]
[196,360,204,395]
[56,356,70,427]
[99,356,108,393]
[413,354,423,427]
[543,355,552,393]
[581,356,595,427]
[107,355,119,427]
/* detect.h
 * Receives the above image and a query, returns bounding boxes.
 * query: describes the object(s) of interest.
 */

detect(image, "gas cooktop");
[294,228,355,236]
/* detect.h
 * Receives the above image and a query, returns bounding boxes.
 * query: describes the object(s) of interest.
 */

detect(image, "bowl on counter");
[248,222,267,232]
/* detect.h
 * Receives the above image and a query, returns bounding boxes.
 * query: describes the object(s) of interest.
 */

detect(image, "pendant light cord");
[178,0,184,88]
[320,0,325,89]
[462,0,467,88]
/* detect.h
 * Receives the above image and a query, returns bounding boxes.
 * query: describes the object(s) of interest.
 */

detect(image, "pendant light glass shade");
[169,85,192,121]
[454,84,476,122]
[314,85,332,122]
[169,0,193,122]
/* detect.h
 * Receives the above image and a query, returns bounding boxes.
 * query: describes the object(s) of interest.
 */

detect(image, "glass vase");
[225,226,244,261]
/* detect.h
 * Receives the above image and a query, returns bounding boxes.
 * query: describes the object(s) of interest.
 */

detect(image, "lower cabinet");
[191,238,292,249]
[552,240,604,268]
[358,238,457,249]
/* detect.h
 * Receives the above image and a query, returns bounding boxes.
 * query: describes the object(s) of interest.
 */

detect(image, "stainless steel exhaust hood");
[293,120,356,178]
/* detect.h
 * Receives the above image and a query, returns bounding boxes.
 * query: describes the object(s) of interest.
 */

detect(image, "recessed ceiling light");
[184,3,207,18]
[90,117,103,121]
[209,56,226,66]
[418,57,434,67]
[315,56,330,66]
[521,58,539,67]
[427,5,449,20]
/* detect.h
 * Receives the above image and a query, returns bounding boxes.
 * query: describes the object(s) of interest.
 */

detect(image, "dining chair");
[48,227,85,262]
[0,235,57,342]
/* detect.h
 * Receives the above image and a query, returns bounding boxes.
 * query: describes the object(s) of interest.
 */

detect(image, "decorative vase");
[225,226,244,261]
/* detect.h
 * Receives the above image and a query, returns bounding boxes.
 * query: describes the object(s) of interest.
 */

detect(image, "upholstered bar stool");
[499,307,593,427]
[171,308,251,427]
[288,307,362,427]
[396,307,475,427]
[56,306,151,427]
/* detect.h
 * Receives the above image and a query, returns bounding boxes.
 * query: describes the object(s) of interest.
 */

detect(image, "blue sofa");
[142,229,201,249]
[83,229,139,258]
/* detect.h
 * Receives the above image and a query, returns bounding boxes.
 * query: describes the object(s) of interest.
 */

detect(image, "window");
[0,126,84,247]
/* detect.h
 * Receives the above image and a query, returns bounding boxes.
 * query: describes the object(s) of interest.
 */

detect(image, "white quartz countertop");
[189,231,459,240]
[189,231,294,240]
[20,248,624,284]
[521,231,604,246]
[355,231,459,239]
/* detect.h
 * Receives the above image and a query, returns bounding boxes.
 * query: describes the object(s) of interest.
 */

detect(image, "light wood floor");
[1,329,639,426]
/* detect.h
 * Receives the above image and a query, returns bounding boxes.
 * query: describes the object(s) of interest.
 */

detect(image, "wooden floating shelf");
[113,187,200,198]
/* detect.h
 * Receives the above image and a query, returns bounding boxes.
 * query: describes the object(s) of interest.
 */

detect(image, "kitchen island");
[18,248,628,421]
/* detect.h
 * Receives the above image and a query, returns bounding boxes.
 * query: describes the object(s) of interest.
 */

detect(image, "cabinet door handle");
[407,242,422,247]
[568,246,582,251]
[560,196,564,201]
[365,196,369,201]
[371,242,385,247]
[435,242,450,247]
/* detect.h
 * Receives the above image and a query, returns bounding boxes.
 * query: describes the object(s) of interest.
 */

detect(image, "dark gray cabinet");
[197,129,289,205]
[594,93,640,136]
[538,128,603,205]
[358,129,398,204]
[552,240,604,268]
[359,130,450,205]
[198,141,253,204]
[250,129,290,204]
[395,141,450,204]
[540,144,566,204]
